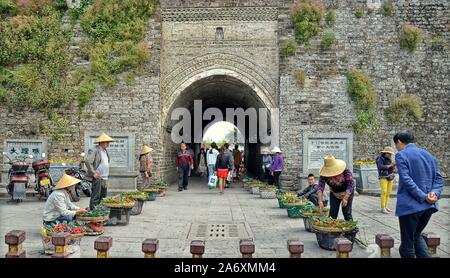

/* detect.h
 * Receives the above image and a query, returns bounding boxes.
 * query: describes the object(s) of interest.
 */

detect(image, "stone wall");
[278,0,449,187]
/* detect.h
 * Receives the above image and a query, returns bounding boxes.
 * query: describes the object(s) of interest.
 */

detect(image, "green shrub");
[325,9,336,26]
[347,70,378,133]
[321,32,336,50]
[400,25,421,53]
[293,69,305,88]
[355,8,364,18]
[281,40,297,56]
[0,0,16,16]
[431,36,447,51]
[382,0,394,17]
[386,94,423,123]
[291,0,323,45]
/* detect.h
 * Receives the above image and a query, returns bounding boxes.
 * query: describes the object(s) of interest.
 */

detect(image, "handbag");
[208,174,218,188]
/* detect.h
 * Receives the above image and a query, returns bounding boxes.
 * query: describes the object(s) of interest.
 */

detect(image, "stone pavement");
[0,177,448,258]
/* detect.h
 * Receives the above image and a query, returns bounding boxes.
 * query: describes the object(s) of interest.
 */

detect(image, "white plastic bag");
[208,175,218,188]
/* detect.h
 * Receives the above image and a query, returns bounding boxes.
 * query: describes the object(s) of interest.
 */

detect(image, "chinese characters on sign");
[307,139,348,169]
[5,141,44,160]
[86,136,130,168]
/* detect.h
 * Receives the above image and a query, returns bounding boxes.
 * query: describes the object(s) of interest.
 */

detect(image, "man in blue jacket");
[393,131,444,258]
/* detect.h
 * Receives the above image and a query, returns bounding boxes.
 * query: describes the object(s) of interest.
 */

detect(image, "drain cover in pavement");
[188,223,249,239]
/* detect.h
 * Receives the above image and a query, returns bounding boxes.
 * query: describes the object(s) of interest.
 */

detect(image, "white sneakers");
[381,208,390,214]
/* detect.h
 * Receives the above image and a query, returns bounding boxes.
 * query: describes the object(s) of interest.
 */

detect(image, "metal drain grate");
[188,223,249,239]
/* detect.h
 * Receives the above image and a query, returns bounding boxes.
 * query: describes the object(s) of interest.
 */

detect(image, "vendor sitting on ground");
[43,174,88,225]
[297,173,328,207]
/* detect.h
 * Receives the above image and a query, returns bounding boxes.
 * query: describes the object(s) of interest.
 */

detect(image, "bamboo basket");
[101,202,135,208]
[75,215,109,222]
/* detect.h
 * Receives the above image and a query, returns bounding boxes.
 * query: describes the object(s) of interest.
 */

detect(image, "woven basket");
[251,187,260,194]
[311,224,345,233]
[260,190,277,199]
[286,206,302,218]
[300,211,330,218]
[85,231,104,236]
[277,198,286,208]
[75,215,109,222]
[102,202,135,208]
[141,188,160,193]
[302,217,313,232]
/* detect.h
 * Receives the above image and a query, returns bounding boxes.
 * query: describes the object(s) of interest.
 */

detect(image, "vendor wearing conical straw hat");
[139,145,153,189]
[84,132,114,210]
[317,155,355,221]
[376,147,396,214]
[43,174,88,225]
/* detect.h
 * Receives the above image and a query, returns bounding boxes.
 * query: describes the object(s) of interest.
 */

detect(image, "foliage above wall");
[290,0,324,46]
[325,9,335,27]
[347,70,378,134]
[321,32,336,50]
[382,0,394,17]
[281,40,297,56]
[385,94,423,124]
[400,24,421,53]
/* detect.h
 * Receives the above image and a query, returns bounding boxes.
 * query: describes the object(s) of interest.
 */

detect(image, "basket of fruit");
[101,195,135,208]
[75,205,110,222]
[44,221,86,238]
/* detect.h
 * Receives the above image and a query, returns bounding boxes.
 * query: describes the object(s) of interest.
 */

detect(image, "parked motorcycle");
[63,153,91,202]
[2,152,33,203]
[31,153,53,200]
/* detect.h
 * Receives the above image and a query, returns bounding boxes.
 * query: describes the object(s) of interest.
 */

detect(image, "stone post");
[190,240,205,258]
[51,233,72,258]
[239,239,255,258]
[5,230,26,258]
[287,240,304,258]
[375,234,394,258]
[95,236,113,258]
[422,233,440,257]
[334,238,352,258]
[142,239,159,258]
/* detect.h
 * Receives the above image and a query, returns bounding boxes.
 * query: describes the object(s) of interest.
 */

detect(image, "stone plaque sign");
[4,139,47,161]
[302,133,353,175]
[84,132,135,171]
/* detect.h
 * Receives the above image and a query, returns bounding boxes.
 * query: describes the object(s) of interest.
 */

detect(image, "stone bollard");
[95,236,113,258]
[287,240,304,258]
[239,239,255,258]
[5,230,26,258]
[334,238,352,258]
[190,240,205,258]
[422,233,440,257]
[51,232,72,258]
[142,239,159,258]
[375,234,394,258]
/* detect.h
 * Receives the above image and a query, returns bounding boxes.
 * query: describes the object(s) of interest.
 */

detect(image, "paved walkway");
[0,177,448,258]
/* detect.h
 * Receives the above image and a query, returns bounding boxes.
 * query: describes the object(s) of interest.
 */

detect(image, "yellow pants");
[380,178,393,208]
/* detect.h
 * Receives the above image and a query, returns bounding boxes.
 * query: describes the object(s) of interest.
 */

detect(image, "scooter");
[2,152,33,203]
[63,153,92,202]
[31,153,53,200]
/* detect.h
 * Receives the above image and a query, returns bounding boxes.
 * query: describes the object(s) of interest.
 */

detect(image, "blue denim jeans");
[43,215,74,226]
[398,208,435,258]
[207,165,215,183]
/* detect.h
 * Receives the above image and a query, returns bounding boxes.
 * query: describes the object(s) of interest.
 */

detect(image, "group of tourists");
[261,147,285,188]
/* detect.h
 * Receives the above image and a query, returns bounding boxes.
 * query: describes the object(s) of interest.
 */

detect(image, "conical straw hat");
[94,133,114,143]
[140,145,153,155]
[319,155,347,177]
[54,174,81,190]
[380,146,395,155]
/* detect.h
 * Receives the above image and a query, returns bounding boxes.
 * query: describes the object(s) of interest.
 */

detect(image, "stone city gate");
[157,6,280,181]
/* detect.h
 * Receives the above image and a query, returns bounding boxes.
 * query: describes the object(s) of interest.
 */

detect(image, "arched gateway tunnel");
[161,74,276,181]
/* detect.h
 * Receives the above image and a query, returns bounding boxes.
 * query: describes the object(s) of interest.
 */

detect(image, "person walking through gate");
[206,142,219,185]
[261,148,273,183]
[198,146,207,178]
[139,145,153,190]
[317,155,355,221]
[176,143,194,191]
[270,147,284,189]
[393,131,444,258]
[84,133,114,210]
[215,146,233,194]
[223,143,234,187]
[376,146,396,214]
[233,144,242,182]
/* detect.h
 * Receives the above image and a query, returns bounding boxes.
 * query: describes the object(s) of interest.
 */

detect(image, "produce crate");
[251,187,260,195]
[313,228,359,250]
[277,198,286,208]
[107,207,132,226]
[130,199,145,215]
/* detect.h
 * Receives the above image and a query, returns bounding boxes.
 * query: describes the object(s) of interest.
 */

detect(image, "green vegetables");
[311,216,358,231]
[76,205,109,218]
[121,191,148,200]
[102,195,134,204]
